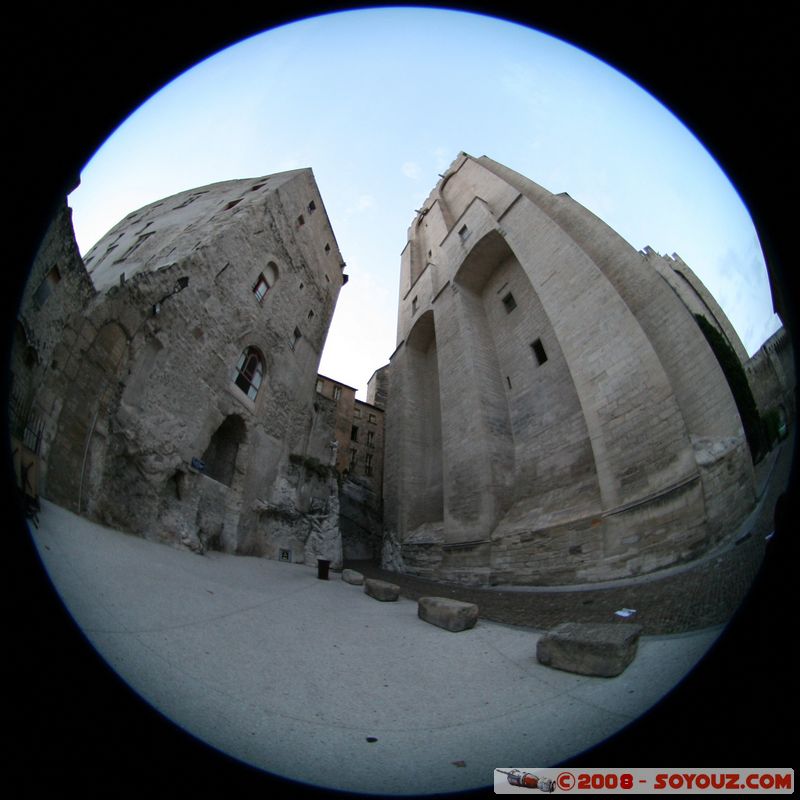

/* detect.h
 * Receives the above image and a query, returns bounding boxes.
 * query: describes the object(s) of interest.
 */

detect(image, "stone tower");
[19,169,348,563]
[382,152,755,586]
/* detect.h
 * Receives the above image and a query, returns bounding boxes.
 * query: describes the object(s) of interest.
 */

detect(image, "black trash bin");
[317,558,331,580]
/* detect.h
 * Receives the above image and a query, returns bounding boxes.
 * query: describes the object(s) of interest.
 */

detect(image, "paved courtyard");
[13,435,792,794]
[28,499,724,796]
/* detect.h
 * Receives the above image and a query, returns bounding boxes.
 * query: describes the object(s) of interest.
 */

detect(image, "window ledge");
[226,382,257,413]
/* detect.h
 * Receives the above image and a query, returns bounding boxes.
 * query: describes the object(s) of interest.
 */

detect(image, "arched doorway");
[202,415,246,487]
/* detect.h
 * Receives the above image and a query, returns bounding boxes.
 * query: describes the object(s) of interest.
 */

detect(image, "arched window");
[233,347,264,400]
[252,261,279,302]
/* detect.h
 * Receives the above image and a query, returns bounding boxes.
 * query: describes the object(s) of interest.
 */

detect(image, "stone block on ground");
[536,622,643,677]
[364,578,400,601]
[342,568,364,586]
[417,596,479,632]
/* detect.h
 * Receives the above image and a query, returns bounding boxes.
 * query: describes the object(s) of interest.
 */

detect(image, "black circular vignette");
[5,3,796,794]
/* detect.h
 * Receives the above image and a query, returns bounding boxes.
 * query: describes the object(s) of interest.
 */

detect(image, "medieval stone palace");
[9,153,794,587]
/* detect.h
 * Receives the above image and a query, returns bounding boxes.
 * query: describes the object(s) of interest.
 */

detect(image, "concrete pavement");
[29,499,723,796]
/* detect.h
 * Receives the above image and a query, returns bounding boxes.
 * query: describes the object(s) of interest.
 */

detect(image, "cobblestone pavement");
[346,437,794,635]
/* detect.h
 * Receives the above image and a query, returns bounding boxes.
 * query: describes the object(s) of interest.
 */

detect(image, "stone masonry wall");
[383,152,757,586]
[23,171,347,565]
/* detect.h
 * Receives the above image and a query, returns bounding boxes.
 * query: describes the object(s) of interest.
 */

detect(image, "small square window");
[531,338,548,365]
[297,214,305,226]
[458,224,469,242]
[502,292,517,313]
[354,407,362,419]
[368,413,376,424]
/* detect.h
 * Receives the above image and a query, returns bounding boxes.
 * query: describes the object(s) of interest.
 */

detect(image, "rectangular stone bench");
[363,578,400,601]
[418,596,478,632]
[536,622,643,677]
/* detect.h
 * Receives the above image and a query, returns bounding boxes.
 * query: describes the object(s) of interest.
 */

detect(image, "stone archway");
[202,415,246,487]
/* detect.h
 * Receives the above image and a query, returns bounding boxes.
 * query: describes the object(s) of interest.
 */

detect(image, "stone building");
[12,169,348,567]
[314,374,358,474]
[314,372,385,560]
[744,327,795,437]
[381,152,761,587]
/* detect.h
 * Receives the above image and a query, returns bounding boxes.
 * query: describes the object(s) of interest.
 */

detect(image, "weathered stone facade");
[315,373,385,560]
[382,152,760,587]
[744,327,795,434]
[15,170,348,567]
[12,154,787,591]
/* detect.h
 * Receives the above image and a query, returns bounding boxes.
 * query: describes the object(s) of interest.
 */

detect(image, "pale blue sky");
[68,6,781,398]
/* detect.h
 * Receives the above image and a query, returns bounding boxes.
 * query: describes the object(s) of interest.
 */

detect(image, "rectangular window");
[365,454,373,476]
[367,431,375,447]
[351,426,359,442]
[502,292,517,313]
[333,385,342,401]
[349,448,357,468]
[308,200,316,213]
[458,224,469,242]
[531,338,548,365]
[316,379,324,394]
[412,296,418,315]
[353,407,362,419]
[368,413,376,424]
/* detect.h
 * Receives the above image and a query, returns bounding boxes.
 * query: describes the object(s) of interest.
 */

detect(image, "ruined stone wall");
[9,200,97,492]
[383,152,756,586]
